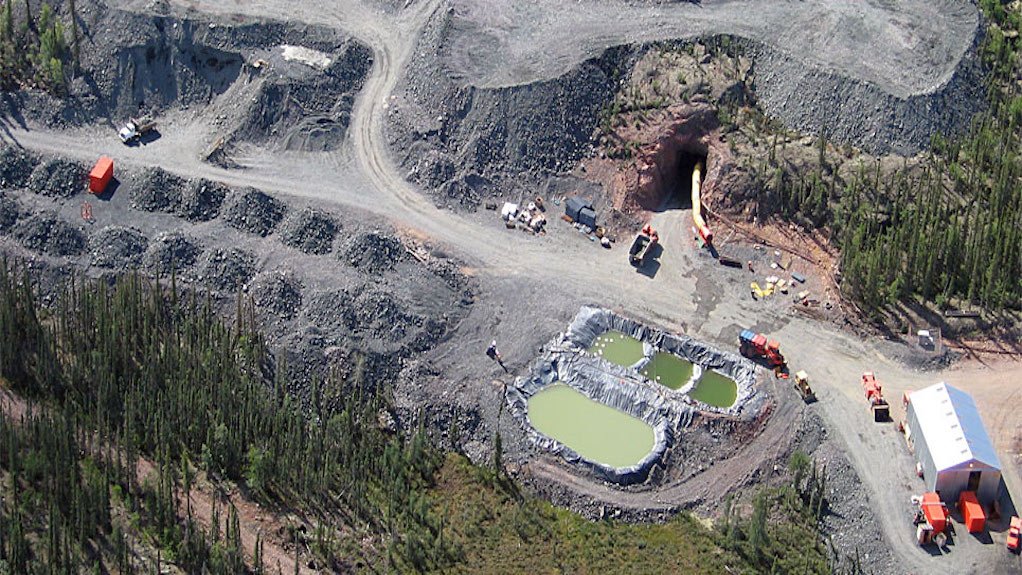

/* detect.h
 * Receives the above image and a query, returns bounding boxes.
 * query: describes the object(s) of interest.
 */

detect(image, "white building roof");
[910,382,1001,472]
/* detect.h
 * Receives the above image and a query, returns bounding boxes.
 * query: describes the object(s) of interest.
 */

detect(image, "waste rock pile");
[143,232,203,275]
[89,226,149,269]
[223,188,286,237]
[0,194,23,232]
[178,179,229,222]
[130,167,188,213]
[27,158,87,198]
[13,212,87,257]
[0,146,40,189]
[194,247,257,291]
[279,208,338,255]
[250,271,303,321]
[340,231,406,273]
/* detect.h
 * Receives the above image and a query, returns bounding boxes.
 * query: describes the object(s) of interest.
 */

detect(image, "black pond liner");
[506,306,762,485]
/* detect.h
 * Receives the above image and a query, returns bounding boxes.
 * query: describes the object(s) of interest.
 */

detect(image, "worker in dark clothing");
[486,340,508,373]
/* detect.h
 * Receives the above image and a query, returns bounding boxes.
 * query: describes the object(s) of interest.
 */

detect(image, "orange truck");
[739,330,786,369]
[861,372,890,422]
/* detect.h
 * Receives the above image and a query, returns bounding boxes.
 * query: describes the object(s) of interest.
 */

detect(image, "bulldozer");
[794,370,816,402]
[861,372,890,422]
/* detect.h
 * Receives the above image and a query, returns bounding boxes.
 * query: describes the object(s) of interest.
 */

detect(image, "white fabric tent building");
[905,382,1002,504]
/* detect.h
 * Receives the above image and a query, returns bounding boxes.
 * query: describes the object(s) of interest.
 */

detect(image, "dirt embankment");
[385,7,630,210]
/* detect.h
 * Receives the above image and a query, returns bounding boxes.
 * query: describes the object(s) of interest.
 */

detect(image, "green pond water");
[528,384,655,468]
[690,371,738,408]
[640,352,695,390]
[588,331,645,367]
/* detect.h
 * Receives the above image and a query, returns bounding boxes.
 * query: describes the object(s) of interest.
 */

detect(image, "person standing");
[486,340,508,373]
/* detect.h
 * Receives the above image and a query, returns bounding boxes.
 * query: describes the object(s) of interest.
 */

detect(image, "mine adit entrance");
[661,146,708,211]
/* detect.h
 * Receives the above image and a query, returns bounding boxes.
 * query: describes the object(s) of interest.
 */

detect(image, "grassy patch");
[429,454,753,574]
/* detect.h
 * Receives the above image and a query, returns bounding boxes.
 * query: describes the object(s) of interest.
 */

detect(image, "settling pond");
[588,331,644,367]
[640,352,694,390]
[689,371,738,408]
[527,383,655,468]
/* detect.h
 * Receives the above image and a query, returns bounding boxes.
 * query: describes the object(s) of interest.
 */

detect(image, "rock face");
[387,10,628,210]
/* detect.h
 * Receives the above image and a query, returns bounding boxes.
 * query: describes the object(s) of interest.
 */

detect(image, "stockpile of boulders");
[89,226,149,268]
[223,188,286,236]
[279,208,338,254]
[195,247,256,291]
[143,232,203,275]
[340,230,406,273]
[28,158,87,198]
[13,212,86,256]
[130,167,189,212]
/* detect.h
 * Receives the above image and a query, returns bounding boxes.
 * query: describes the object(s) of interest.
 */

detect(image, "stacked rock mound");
[195,247,256,291]
[89,226,149,269]
[340,231,406,273]
[279,208,338,255]
[223,188,286,236]
[143,232,203,275]
[130,167,189,213]
[13,212,86,256]
[250,271,303,320]
[27,158,87,198]
[0,194,22,232]
[0,146,40,189]
[179,179,229,222]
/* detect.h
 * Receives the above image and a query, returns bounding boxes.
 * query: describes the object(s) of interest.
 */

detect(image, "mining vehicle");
[861,372,890,422]
[794,370,816,402]
[119,115,157,144]
[1008,516,1021,553]
[738,330,786,368]
[629,224,659,267]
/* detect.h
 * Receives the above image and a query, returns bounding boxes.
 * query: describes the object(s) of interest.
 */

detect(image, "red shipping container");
[958,491,986,533]
[89,156,113,194]
[921,492,946,533]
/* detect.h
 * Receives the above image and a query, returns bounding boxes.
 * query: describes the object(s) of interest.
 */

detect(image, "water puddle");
[588,331,645,367]
[527,384,655,468]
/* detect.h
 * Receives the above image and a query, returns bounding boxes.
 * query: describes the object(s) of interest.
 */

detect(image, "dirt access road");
[3,0,1017,573]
